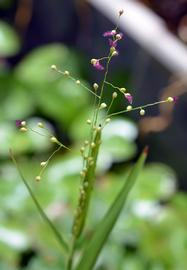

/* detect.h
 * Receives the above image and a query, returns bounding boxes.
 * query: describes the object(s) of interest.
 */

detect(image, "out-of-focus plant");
[0,9,183,270]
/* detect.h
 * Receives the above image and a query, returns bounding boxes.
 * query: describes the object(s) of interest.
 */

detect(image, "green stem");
[66,237,76,270]
[56,69,101,99]
[104,81,122,92]
[107,100,168,117]
[94,55,112,126]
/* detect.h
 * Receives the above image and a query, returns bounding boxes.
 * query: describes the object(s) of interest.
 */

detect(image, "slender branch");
[107,100,168,117]
[55,68,101,99]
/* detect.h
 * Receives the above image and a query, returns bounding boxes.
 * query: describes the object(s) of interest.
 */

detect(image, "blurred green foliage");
[0,20,187,270]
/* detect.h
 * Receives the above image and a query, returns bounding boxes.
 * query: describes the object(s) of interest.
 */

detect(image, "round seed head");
[37,122,44,128]
[140,109,145,116]
[51,64,57,70]
[64,70,69,75]
[91,142,96,148]
[91,59,97,65]
[50,136,58,143]
[93,83,99,91]
[112,92,117,99]
[105,118,111,123]
[99,103,107,109]
[86,119,92,125]
[126,105,132,111]
[167,97,174,103]
[20,127,27,132]
[120,87,126,93]
[40,161,47,167]
[35,175,41,181]
[21,121,26,126]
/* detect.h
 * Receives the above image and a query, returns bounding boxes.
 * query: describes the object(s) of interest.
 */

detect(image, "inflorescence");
[15,120,70,181]
[16,8,178,242]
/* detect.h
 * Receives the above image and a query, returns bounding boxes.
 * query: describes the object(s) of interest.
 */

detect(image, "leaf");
[75,147,148,270]
[9,149,69,256]
[0,21,20,57]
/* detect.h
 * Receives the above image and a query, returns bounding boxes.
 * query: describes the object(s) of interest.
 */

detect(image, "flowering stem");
[104,81,125,94]
[107,99,168,118]
[66,237,76,270]
[94,55,112,126]
[38,145,62,178]
[98,56,110,61]
[55,68,101,99]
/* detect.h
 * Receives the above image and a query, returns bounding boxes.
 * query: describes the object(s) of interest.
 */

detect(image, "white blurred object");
[88,0,187,75]
[0,227,28,249]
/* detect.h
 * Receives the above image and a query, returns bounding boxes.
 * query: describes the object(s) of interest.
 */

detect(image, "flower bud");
[80,147,85,153]
[64,70,69,75]
[51,64,57,70]
[50,136,58,143]
[116,33,123,40]
[20,127,27,132]
[40,161,47,167]
[167,97,174,103]
[120,87,126,93]
[91,142,96,148]
[76,80,80,84]
[111,29,117,35]
[105,118,111,123]
[91,59,97,65]
[140,109,145,116]
[99,103,107,109]
[84,182,88,188]
[35,176,41,181]
[126,105,132,111]
[110,47,116,54]
[112,51,118,57]
[21,121,26,126]
[86,119,92,125]
[37,122,44,128]
[93,83,99,91]
[112,92,117,99]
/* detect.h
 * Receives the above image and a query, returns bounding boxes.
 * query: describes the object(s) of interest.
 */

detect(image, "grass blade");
[9,149,69,255]
[76,147,148,270]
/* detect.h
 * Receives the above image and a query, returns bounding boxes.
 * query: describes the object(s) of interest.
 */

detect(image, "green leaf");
[76,148,148,270]
[0,21,20,57]
[9,150,69,256]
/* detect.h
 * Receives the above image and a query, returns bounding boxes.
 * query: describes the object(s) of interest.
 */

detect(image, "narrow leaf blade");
[76,147,148,270]
[9,149,69,255]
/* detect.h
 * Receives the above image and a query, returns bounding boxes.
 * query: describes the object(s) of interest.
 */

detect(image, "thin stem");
[66,237,76,270]
[94,55,112,126]
[106,97,115,117]
[55,69,101,99]
[39,145,62,177]
[104,81,124,93]
[107,100,168,118]
[98,56,109,61]
[29,127,49,137]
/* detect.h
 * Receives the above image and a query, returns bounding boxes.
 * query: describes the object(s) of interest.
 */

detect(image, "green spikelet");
[72,127,101,237]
